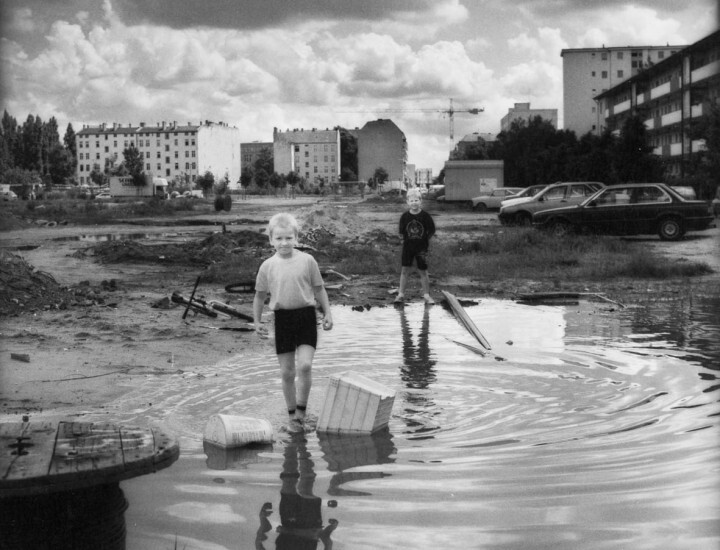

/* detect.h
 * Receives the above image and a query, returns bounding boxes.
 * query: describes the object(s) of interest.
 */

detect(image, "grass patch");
[428,227,712,282]
[4,196,205,226]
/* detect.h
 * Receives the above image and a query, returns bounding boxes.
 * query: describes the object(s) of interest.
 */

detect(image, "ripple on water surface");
[107,298,720,549]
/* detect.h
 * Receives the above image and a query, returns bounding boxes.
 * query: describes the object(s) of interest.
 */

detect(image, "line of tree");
[0,110,77,192]
[449,111,720,200]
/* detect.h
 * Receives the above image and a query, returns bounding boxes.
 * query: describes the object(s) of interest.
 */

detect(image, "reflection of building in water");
[255,435,337,550]
[318,428,397,496]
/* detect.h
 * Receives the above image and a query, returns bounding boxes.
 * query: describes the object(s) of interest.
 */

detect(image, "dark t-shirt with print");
[399,210,435,250]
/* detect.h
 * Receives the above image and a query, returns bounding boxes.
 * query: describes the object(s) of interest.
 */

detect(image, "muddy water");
[93,297,719,549]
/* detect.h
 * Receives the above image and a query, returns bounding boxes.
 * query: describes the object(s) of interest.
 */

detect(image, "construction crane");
[335,98,483,151]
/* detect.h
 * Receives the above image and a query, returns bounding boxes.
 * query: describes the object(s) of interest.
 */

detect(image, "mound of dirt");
[0,250,76,315]
[76,229,270,265]
[295,204,374,241]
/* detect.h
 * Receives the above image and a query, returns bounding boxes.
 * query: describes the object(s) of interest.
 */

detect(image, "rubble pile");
[296,204,394,244]
[0,250,75,315]
[77,230,270,265]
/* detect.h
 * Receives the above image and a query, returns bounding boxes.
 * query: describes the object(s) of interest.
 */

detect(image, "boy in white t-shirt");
[253,213,333,433]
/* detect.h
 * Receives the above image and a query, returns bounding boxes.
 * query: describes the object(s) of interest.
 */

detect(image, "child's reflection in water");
[256,434,338,549]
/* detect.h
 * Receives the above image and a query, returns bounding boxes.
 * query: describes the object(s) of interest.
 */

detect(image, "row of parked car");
[471,182,716,241]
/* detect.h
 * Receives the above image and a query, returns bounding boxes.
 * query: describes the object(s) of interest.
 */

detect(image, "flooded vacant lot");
[72,294,720,549]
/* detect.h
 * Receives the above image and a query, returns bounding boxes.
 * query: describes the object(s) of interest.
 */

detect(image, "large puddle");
[39,297,720,548]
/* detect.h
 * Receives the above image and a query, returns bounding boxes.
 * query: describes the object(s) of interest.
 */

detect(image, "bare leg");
[397,266,410,300]
[294,345,316,421]
[419,269,433,302]
[277,352,297,413]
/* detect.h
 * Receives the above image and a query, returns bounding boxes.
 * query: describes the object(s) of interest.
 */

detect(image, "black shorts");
[401,242,429,270]
[274,306,318,354]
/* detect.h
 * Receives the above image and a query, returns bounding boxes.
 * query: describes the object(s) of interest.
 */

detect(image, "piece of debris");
[441,290,492,350]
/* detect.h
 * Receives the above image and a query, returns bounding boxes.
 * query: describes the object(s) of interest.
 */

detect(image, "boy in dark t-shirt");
[396,188,436,304]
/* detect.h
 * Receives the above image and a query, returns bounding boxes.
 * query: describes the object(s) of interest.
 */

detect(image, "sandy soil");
[1,195,718,418]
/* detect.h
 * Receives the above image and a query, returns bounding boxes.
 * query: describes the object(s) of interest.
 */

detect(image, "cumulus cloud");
[575,6,686,46]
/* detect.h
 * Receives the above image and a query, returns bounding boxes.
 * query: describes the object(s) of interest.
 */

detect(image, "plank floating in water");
[440,290,491,350]
[0,420,179,498]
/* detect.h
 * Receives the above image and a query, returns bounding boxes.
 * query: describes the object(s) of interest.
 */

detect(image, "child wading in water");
[396,188,436,304]
[253,213,333,433]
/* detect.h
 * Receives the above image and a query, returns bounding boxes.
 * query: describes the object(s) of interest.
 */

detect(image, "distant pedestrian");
[395,189,436,304]
[253,213,333,433]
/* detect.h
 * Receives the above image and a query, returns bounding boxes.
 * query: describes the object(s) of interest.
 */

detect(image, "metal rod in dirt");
[183,276,201,320]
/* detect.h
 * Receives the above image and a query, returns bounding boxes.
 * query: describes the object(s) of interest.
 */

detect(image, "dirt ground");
[1,195,719,418]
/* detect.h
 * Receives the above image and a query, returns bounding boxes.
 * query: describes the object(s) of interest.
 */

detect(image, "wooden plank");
[0,421,57,490]
[441,290,492,350]
[1,421,180,497]
[49,422,125,486]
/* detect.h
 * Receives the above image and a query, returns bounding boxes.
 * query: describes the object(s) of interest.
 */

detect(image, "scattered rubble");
[0,250,120,316]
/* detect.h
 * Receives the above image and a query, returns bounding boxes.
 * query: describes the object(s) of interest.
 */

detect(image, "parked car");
[532,183,715,241]
[498,181,605,225]
[94,192,113,200]
[1,190,18,201]
[471,187,524,211]
[500,184,548,206]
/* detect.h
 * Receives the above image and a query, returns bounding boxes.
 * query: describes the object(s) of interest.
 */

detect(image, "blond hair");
[407,188,422,201]
[267,212,299,238]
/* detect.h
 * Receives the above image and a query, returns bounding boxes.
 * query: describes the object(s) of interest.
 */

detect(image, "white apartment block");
[273,127,340,184]
[500,102,558,131]
[76,120,241,187]
[562,44,685,136]
[596,31,720,179]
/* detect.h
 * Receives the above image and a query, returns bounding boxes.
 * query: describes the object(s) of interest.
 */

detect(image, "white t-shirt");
[255,250,323,311]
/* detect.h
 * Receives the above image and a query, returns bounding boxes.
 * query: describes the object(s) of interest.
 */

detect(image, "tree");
[240,166,254,189]
[89,163,106,186]
[269,171,284,195]
[373,167,389,186]
[338,127,358,180]
[63,123,77,160]
[48,145,75,184]
[254,167,270,192]
[253,147,273,175]
[340,167,357,182]
[613,116,663,183]
[196,171,215,195]
[122,145,145,186]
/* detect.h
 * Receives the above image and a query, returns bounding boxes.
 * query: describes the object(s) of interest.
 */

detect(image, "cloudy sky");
[1,0,717,174]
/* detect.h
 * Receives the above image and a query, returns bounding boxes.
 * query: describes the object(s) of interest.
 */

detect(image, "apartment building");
[76,120,241,187]
[353,119,407,184]
[415,168,433,187]
[595,30,720,179]
[500,103,558,132]
[562,44,685,136]
[273,127,340,184]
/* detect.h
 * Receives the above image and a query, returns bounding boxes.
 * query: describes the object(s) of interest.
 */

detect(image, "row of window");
[78,150,197,160]
[592,70,625,79]
[595,50,670,61]
[78,162,198,172]
[79,138,197,149]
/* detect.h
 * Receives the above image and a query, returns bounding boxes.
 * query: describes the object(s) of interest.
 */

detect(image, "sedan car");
[94,192,113,200]
[532,183,715,241]
[498,181,605,225]
[471,187,524,211]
